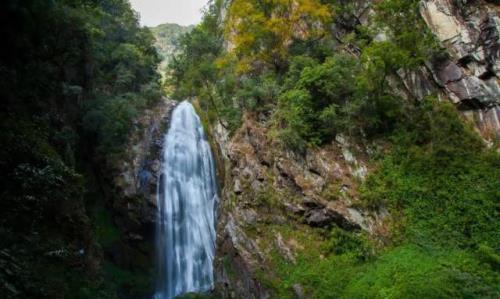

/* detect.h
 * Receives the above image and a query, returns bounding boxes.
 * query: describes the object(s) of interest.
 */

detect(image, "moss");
[343,245,499,299]
[259,225,498,298]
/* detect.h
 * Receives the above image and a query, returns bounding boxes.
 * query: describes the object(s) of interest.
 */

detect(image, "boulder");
[446,76,498,106]
[434,60,463,84]
[305,208,361,231]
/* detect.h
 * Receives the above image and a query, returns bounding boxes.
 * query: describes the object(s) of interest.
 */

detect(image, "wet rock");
[336,135,368,180]
[418,0,500,136]
[127,233,144,241]
[347,208,369,231]
[305,209,333,228]
[420,1,465,44]
[213,114,384,297]
[250,180,263,193]
[271,214,287,225]
[215,215,270,299]
[225,215,262,264]
[462,106,500,139]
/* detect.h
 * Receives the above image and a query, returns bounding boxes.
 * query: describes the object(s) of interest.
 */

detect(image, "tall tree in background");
[0,0,162,297]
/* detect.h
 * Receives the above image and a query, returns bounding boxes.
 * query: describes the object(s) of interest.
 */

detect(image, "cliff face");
[339,0,500,139]
[212,115,388,298]
[113,98,177,228]
[211,0,500,298]
[418,0,499,139]
[104,98,177,298]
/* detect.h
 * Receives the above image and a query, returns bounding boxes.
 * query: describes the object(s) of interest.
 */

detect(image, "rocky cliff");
[113,98,177,232]
[337,0,500,140]
[418,0,499,139]
[212,114,388,298]
[104,98,177,298]
[210,0,500,298]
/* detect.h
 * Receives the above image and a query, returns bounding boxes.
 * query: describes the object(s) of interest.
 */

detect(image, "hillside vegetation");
[1,0,162,297]
[150,23,194,74]
[169,0,500,297]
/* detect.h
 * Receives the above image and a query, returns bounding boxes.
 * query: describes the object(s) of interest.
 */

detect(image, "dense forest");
[1,0,162,297]
[1,0,499,298]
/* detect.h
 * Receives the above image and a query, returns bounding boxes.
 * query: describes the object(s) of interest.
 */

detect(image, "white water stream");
[155,101,218,299]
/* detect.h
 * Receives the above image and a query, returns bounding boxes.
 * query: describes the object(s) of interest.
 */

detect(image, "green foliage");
[235,71,281,111]
[322,227,373,260]
[169,1,223,100]
[83,94,140,156]
[255,184,281,208]
[273,88,316,152]
[343,245,498,299]
[265,100,499,299]
[362,99,500,250]
[224,0,331,72]
[168,0,244,132]
[266,223,498,299]
[150,23,194,73]
[0,118,95,299]
[1,0,162,297]
[103,262,153,298]
[266,0,442,151]
[0,119,84,230]
[273,53,402,150]
[374,0,442,67]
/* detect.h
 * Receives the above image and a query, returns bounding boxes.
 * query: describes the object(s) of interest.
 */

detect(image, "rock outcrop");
[212,114,387,298]
[419,0,500,139]
[113,98,177,237]
[338,0,500,140]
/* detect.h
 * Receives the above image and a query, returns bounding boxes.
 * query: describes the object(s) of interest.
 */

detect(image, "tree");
[224,0,331,73]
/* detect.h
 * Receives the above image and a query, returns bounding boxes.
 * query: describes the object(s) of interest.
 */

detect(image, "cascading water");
[155,101,218,299]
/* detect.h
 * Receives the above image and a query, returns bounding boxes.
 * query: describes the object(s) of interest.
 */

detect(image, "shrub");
[362,99,500,250]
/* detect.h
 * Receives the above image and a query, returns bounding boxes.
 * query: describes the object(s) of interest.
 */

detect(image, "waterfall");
[155,101,218,299]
